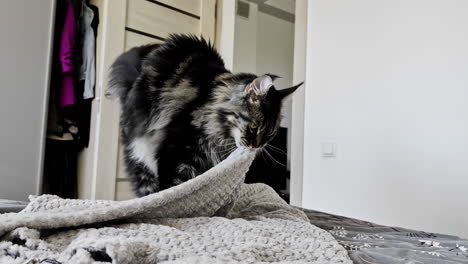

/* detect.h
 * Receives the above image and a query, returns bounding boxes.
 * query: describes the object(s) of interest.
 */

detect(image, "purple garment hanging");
[58,0,76,107]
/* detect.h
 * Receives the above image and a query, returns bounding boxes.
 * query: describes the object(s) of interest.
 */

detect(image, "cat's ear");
[266,74,280,81]
[246,75,274,96]
[278,82,304,100]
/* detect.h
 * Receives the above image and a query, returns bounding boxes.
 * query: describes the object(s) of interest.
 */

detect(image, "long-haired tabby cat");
[107,34,302,196]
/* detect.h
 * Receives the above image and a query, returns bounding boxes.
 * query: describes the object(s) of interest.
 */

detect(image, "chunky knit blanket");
[0,148,351,264]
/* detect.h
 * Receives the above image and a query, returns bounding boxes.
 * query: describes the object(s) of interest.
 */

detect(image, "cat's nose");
[248,144,261,149]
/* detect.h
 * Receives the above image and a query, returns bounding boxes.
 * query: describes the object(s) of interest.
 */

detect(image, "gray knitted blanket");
[0,148,351,264]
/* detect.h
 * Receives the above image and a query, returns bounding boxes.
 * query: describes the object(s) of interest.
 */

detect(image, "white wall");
[233,2,258,73]
[233,1,295,127]
[256,11,295,129]
[302,0,468,238]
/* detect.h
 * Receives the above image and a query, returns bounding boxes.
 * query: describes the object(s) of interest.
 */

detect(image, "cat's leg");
[135,167,160,196]
[172,163,199,186]
[125,157,160,197]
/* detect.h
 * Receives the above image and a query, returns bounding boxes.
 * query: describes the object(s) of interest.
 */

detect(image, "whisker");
[266,144,287,156]
[260,149,272,165]
[266,144,285,152]
[204,145,237,156]
[266,144,279,150]
[216,142,237,148]
[263,148,286,166]
[203,147,234,155]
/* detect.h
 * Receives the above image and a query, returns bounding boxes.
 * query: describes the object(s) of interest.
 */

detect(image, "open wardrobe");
[43,0,99,199]
[0,0,99,200]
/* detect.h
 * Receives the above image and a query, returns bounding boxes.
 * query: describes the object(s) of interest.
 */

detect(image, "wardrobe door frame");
[78,0,217,200]
[77,0,126,200]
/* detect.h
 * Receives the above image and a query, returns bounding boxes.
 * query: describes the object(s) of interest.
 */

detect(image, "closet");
[42,0,100,199]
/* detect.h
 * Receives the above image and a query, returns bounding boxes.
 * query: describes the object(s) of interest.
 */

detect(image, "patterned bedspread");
[302,208,468,264]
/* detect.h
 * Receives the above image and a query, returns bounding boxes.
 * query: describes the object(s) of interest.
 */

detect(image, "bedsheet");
[303,208,468,264]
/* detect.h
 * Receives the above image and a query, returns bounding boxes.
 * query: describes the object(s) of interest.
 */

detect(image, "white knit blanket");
[0,148,351,264]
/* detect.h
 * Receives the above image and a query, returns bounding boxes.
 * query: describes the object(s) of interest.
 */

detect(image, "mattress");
[0,199,28,214]
[2,199,467,263]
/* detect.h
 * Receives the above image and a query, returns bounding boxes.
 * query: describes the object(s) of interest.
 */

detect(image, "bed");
[1,148,467,263]
[2,199,467,263]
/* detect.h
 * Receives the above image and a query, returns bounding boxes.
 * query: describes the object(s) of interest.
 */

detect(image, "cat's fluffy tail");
[106,44,159,103]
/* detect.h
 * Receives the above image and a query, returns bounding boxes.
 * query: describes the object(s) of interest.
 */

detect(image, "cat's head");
[207,73,303,149]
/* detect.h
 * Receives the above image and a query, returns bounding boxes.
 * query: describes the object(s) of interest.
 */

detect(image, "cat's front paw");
[174,163,199,184]
[134,176,160,197]
[137,185,159,196]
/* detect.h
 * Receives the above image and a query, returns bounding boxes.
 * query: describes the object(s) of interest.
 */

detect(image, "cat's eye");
[249,123,257,130]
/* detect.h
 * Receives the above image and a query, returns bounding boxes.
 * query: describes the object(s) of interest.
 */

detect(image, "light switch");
[321,142,336,157]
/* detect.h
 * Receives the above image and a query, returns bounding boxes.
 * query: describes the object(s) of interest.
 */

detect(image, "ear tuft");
[247,75,274,96]
[278,81,304,99]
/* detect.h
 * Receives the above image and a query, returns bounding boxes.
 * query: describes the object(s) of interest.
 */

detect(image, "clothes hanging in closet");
[47,0,98,146]
[79,2,96,100]
[47,0,79,139]
[58,0,77,107]
[77,3,99,147]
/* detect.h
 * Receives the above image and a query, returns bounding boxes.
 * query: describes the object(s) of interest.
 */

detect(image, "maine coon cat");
[107,34,302,196]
